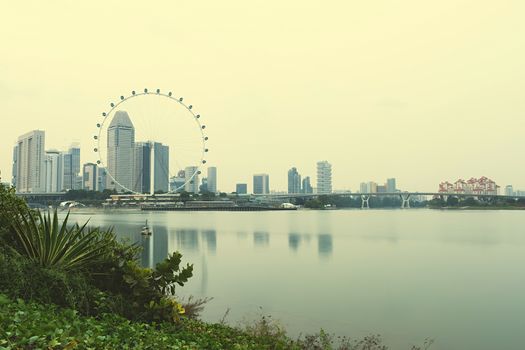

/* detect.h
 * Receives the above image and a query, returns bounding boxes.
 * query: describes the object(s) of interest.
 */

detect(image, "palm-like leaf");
[10,207,115,271]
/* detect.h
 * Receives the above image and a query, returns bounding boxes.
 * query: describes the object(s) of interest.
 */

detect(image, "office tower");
[170,170,186,192]
[360,182,367,193]
[207,167,217,193]
[61,152,73,190]
[377,185,387,193]
[44,150,62,192]
[288,167,302,194]
[316,161,332,194]
[107,111,135,192]
[184,166,200,193]
[505,185,514,197]
[69,143,81,189]
[200,177,209,193]
[366,181,378,193]
[83,163,98,191]
[386,178,396,193]
[133,141,169,194]
[97,167,107,192]
[253,174,270,194]
[236,183,248,194]
[302,176,313,194]
[14,130,46,193]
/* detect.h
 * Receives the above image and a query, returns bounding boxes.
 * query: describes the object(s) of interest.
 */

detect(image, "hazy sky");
[2,1,525,192]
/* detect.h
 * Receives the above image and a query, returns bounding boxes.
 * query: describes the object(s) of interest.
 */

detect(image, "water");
[67,209,525,350]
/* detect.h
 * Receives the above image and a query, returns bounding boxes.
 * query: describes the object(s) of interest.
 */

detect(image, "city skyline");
[7,129,525,195]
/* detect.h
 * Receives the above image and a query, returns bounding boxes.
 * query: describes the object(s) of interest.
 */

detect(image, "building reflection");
[317,234,333,258]
[176,229,199,251]
[253,231,269,247]
[140,225,168,268]
[201,230,217,254]
[288,233,301,251]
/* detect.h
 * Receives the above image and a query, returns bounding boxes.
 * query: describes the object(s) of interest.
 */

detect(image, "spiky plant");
[10,208,115,271]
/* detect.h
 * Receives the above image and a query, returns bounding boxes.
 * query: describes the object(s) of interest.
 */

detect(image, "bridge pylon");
[361,195,370,209]
[400,194,411,209]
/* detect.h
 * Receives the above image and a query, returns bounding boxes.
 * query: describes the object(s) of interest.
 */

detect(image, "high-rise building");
[288,167,301,194]
[107,111,135,192]
[253,174,270,194]
[505,185,514,197]
[69,144,81,190]
[170,170,186,193]
[98,167,107,192]
[200,177,208,193]
[386,178,396,193]
[44,150,62,192]
[61,152,73,191]
[207,167,217,193]
[14,130,46,193]
[377,185,387,193]
[366,181,378,193]
[316,161,332,194]
[236,183,248,194]
[360,182,367,193]
[184,166,200,193]
[302,176,313,194]
[83,163,98,191]
[133,142,169,194]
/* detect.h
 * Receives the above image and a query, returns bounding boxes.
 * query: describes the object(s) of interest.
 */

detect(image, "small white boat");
[141,220,151,236]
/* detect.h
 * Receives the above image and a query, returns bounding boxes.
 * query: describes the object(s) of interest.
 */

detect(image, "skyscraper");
[236,183,248,194]
[44,150,62,192]
[302,176,313,194]
[83,163,98,191]
[288,167,301,194]
[14,130,46,193]
[184,166,200,193]
[505,185,514,196]
[360,182,367,193]
[133,141,169,194]
[170,170,186,193]
[316,161,332,194]
[107,111,135,192]
[97,167,107,192]
[69,143,81,190]
[207,167,217,193]
[253,174,270,194]
[61,151,74,191]
[386,178,397,193]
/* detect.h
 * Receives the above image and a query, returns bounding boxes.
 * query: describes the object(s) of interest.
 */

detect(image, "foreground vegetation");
[0,183,431,349]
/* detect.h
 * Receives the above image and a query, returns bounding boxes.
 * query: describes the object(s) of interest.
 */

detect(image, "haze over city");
[2,1,525,191]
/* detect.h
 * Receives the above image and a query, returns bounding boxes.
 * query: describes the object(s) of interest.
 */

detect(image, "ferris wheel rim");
[94,89,208,195]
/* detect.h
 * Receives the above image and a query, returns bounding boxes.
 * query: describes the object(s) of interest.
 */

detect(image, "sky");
[1,0,525,192]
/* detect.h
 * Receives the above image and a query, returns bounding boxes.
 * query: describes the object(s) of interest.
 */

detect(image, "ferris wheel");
[93,88,209,194]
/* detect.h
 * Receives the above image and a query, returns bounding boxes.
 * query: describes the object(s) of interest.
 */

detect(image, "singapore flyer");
[93,89,209,195]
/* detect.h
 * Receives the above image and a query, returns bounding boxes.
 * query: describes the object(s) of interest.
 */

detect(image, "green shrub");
[10,208,115,271]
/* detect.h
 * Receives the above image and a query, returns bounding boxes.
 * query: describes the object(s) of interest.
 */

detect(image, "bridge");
[253,192,525,209]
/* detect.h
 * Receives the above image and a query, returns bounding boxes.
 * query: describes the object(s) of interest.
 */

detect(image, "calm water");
[67,209,525,350]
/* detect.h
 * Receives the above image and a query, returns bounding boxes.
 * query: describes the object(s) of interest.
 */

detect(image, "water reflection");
[318,234,333,258]
[288,233,301,251]
[140,226,169,268]
[176,229,199,251]
[253,231,270,247]
[201,230,217,254]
